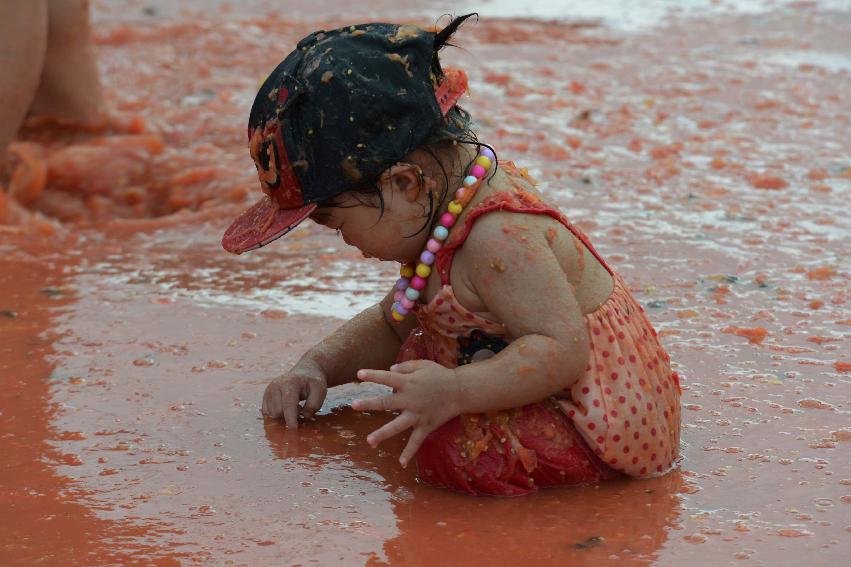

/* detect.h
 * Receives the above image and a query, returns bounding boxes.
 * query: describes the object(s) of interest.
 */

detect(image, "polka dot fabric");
[397,185,681,486]
[396,285,506,369]
[557,274,681,477]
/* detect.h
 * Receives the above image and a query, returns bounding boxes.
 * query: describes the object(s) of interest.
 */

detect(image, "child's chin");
[352,246,378,260]
[350,243,405,263]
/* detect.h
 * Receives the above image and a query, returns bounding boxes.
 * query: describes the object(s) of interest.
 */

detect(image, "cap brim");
[222,196,316,254]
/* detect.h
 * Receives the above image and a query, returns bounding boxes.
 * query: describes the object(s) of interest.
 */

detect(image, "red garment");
[415,402,619,496]
[398,180,680,496]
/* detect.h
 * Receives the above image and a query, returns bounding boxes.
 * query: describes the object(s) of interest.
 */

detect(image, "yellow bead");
[400,265,414,278]
[415,264,432,278]
[447,200,463,215]
[475,156,492,169]
[391,309,405,322]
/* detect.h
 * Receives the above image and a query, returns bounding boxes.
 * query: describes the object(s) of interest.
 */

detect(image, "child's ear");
[387,165,423,203]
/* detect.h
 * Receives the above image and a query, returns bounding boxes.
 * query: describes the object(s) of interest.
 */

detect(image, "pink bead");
[395,277,409,290]
[455,187,466,201]
[401,297,415,310]
[426,238,441,253]
[420,250,435,265]
[440,212,456,228]
[471,164,486,178]
[394,290,405,302]
[411,276,427,290]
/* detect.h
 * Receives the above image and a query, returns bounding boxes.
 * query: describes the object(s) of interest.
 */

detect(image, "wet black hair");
[317,13,499,238]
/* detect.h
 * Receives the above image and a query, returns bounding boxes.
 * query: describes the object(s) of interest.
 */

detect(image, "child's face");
[308,164,432,262]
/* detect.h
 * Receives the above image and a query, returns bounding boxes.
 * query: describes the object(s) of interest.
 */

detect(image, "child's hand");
[262,373,328,428]
[352,360,461,467]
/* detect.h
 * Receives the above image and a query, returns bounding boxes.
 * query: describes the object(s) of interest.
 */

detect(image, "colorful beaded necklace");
[390,146,495,322]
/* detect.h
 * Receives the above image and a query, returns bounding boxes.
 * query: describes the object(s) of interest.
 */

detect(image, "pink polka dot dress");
[397,183,681,491]
[559,274,681,476]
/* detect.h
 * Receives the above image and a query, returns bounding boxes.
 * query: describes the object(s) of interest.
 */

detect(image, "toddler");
[222,14,681,496]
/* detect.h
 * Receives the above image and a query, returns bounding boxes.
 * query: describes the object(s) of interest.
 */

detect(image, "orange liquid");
[1,1,849,564]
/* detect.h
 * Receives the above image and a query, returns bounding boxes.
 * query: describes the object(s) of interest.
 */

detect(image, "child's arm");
[354,213,590,466]
[262,288,418,427]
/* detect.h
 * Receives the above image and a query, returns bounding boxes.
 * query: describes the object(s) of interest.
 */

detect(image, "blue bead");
[433,226,449,240]
[463,175,478,187]
[405,287,420,301]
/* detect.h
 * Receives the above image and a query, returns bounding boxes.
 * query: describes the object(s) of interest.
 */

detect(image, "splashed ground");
[1,1,849,565]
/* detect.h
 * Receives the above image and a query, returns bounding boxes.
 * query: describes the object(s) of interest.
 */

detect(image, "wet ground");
[1,0,849,565]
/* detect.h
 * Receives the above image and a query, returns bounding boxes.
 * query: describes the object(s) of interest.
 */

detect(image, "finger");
[351,394,401,413]
[356,368,401,388]
[366,412,416,447]
[389,360,428,374]
[301,381,327,419]
[261,390,269,417]
[399,427,429,468]
[281,385,299,428]
[264,385,282,419]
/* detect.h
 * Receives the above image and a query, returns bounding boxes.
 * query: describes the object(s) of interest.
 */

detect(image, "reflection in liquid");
[263,406,683,566]
[0,250,184,566]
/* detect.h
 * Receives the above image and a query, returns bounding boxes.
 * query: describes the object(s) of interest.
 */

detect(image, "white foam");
[455,0,851,30]
[762,50,851,73]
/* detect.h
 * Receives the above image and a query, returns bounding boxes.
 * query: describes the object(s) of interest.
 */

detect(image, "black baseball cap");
[222,18,472,254]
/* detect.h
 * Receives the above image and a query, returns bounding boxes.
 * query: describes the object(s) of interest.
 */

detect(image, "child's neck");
[403,142,524,264]
[432,143,521,224]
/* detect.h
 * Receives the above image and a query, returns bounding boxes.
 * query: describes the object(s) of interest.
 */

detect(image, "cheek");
[367,209,404,239]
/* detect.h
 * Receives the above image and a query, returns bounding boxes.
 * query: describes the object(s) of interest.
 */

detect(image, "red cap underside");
[221,196,316,254]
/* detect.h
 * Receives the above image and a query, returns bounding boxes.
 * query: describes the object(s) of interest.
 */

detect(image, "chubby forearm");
[295,302,403,387]
[452,333,588,415]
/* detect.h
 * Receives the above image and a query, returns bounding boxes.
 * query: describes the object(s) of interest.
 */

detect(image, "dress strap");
[435,190,613,286]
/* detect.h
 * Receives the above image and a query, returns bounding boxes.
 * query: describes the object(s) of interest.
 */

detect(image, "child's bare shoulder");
[454,208,578,291]
[450,207,589,334]
[460,205,576,260]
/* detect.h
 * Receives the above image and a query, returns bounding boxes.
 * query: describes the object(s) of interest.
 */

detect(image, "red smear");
[722,326,769,344]
[566,137,583,149]
[806,168,828,181]
[483,71,512,86]
[807,266,836,281]
[539,143,570,161]
[650,143,682,160]
[569,81,586,94]
[711,285,731,304]
[807,336,838,344]
[748,173,789,190]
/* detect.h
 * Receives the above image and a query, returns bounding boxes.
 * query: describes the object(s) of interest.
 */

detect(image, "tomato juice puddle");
[1,2,849,564]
